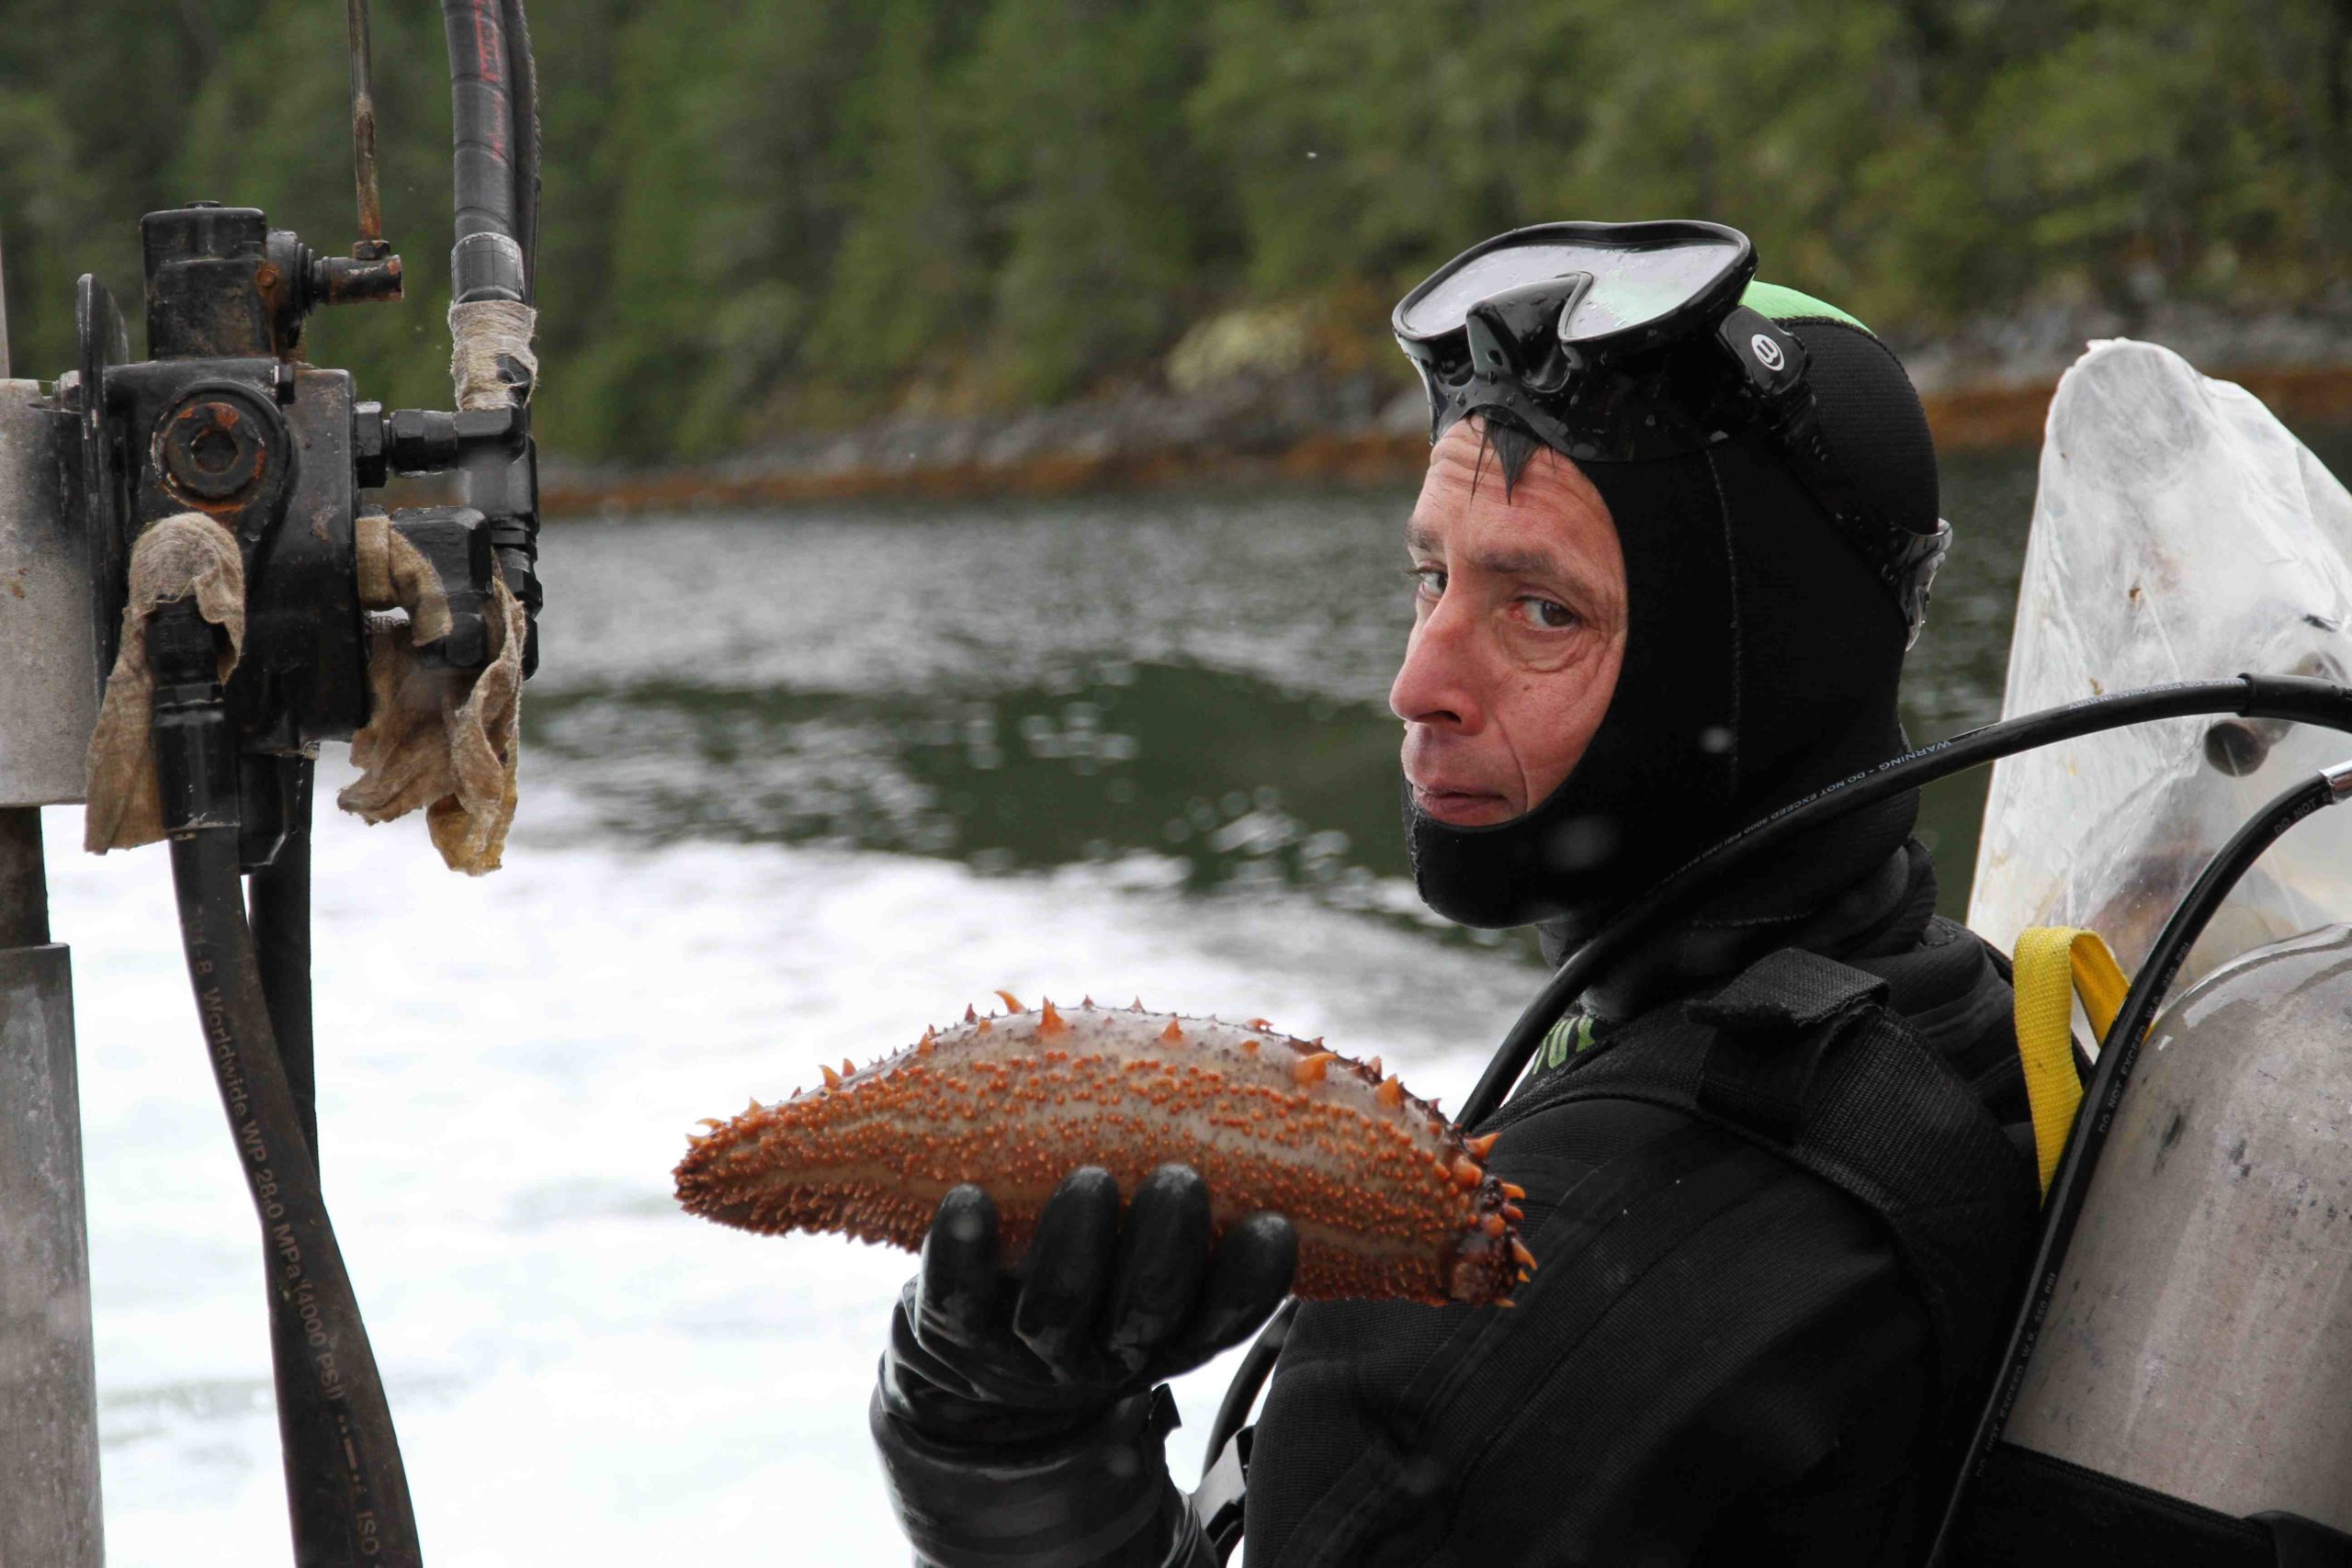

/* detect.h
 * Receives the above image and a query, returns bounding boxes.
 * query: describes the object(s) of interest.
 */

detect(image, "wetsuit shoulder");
[1849,913,2035,1147]
[1246,1091,1932,1568]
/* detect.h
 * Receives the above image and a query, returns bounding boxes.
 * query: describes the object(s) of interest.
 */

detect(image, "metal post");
[0,815,103,1567]
[0,231,106,1568]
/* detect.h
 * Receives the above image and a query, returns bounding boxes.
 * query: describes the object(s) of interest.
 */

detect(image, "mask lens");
[1560,238,1746,342]
[1396,228,1747,344]
[1400,243,1605,339]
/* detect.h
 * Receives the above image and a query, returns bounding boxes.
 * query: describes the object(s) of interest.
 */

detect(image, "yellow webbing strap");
[2010,926,2129,1199]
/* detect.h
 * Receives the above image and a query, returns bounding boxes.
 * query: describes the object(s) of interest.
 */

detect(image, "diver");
[865,222,2042,1566]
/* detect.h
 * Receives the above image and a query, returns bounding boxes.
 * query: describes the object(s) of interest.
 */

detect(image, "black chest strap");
[1484,946,2038,1404]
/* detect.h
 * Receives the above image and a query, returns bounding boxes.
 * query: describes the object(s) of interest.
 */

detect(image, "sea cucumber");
[673,997,1533,1305]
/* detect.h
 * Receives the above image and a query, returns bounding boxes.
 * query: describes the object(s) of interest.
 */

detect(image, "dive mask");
[1393,220,1951,645]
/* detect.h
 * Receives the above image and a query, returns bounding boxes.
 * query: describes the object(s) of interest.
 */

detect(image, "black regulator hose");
[1460,673,2352,1128]
[150,603,421,1568]
[1203,675,2352,1482]
[1923,757,2352,1564]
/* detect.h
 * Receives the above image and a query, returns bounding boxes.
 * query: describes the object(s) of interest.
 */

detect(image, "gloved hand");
[870,1165,1295,1568]
[879,1163,1297,1445]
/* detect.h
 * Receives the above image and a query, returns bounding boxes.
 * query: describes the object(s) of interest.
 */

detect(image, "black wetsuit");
[871,301,2032,1568]
[1239,843,2038,1567]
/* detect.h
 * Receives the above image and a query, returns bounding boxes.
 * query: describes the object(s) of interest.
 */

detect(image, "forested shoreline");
[6,0,2351,471]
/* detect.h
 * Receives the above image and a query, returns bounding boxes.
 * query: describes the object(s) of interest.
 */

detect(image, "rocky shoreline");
[540,302,2352,518]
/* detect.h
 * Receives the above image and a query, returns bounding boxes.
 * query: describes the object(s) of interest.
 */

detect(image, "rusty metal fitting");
[311,252,403,308]
[157,397,268,505]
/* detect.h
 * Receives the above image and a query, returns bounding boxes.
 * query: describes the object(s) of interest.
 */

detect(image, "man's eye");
[1520,597,1579,630]
[1410,568,1446,600]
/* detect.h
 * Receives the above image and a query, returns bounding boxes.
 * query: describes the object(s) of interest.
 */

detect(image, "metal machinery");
[0,2,539,1561]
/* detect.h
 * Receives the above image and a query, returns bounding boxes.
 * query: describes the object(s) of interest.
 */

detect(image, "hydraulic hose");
[441,0,527,304]
[499,0,539,301]
[443,0,542,672]
[245,760,344,1559]
[250,760,318,1158]
[1922,758,2352,1564]
[1202,674,2352,1488]
[149,602,420,1567]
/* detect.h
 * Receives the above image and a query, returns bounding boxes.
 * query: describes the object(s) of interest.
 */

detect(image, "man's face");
[1390,420,1629,828]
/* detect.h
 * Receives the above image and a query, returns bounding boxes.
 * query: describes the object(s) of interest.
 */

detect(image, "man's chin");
[1410,786,1521,828]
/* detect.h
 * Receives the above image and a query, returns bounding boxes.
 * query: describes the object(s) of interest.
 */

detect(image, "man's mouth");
[1410,783,1519,828]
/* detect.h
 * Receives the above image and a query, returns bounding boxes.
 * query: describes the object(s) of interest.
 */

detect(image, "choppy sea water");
[54,774,1541,1565]
[47,431,2346,1562]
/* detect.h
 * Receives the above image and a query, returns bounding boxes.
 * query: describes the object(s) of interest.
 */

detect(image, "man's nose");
[1389,598,1486,733]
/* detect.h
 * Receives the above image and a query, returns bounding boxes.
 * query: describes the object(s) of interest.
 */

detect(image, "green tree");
[962,0,1235,400]
[3,0,2349,460]
[800,0,986,407]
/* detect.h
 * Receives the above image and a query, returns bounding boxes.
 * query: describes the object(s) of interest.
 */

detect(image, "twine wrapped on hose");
[448,299,537,412]
[82,513,245,853]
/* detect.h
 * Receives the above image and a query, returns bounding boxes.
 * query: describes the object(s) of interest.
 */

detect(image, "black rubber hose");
[498,0,538,299]
[442,0,514,244]
[1458,674,2352,1129]
[244,759,344,1559]
[442,0,526,302]
[1923,760,2352,1564]
[249,759,317,1159]
[150,604,421,1568]
[1204,1298,1295,1469]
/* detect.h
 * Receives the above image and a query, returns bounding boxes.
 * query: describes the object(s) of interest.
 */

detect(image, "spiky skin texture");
[673,999,1532,1305]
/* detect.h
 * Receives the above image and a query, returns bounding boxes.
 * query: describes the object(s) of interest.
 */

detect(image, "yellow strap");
[2010,927,2128,1199]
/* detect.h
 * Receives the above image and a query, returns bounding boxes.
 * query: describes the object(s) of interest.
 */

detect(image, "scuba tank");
[2001,926,2352,1530]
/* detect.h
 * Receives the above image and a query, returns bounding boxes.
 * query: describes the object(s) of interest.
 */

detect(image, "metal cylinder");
[0,219,103,1567]
[0,937,104,1567]
[0,378,96,809]
[2006,923,2352,1526]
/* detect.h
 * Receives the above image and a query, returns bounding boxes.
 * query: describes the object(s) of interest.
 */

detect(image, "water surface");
[525,441,2058,941]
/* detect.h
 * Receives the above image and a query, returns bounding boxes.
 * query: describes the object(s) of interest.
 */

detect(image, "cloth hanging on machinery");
[337,510,526,874]
[81,512,244,853]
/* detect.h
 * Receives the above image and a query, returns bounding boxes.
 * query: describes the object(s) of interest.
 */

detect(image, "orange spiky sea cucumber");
[673,997,1533,1305]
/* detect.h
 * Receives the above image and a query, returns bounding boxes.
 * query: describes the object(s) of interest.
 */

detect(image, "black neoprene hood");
[1399,277,1945,935]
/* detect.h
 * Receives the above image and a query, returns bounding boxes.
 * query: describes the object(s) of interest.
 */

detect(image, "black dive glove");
[871,1164,1296,1568]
